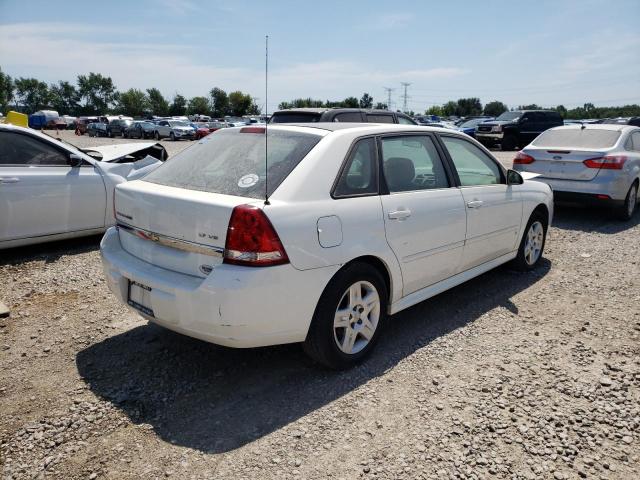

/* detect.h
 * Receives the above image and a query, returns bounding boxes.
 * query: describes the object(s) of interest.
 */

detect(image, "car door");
[158,121,170,136]
[520,112,541,145]
[379,133,467,296]
[439,135,522,271]
[0,130,107,243]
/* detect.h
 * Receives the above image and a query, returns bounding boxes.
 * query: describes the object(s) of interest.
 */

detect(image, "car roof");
[266,123,459,135]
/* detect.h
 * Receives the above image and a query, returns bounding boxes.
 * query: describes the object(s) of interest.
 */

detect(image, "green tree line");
[278,93,387,110]
[0,67,260,118]
[425,97,640,120]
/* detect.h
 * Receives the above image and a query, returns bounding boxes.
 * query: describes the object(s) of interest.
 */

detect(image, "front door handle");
[388,209,412,220]
[0,177,20,184]
[466,200,483,209]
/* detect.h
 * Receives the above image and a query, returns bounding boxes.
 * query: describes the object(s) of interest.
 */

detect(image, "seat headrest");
[384,157,415,191]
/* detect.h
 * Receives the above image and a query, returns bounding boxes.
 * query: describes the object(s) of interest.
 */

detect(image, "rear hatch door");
[115,180,256,278]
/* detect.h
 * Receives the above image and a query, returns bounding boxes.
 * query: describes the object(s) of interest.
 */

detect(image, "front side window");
[0,132,69,166]
[143,128,322,199]
[333,138,377,197]
[380,135,449,192]
[441,136,502,186]
[397,115,415,125]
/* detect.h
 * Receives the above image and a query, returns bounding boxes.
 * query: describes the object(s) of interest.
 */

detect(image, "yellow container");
[4,111,29,128]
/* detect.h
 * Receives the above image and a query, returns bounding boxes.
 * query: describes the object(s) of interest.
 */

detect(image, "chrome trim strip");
[117,223,224,257]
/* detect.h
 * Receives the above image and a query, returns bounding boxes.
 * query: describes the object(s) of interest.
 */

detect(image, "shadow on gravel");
[0,234,102,267]
[77,259,550,453]
[552,205,640,234]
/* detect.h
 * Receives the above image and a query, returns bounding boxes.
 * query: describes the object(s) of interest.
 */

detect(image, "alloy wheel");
[524,221,544,266]
[333,281,380,355]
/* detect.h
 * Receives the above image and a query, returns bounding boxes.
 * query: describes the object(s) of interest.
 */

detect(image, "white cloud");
[366,13,414,30]
[0,22,469,111]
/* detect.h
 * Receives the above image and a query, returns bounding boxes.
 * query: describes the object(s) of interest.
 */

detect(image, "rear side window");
[143,129,322,198]
[532,128,621,148]
[0,132,69,166]
[270,113,322,123]
[380,135,449,192]
[334,112,363,122]
[631,132,640,151]
[367,114,394,124]
[334,138,377,197]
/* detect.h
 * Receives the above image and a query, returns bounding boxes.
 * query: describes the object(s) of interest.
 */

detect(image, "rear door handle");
[466,200,483,209]
[0,177,20,184]
[388,209,412,220]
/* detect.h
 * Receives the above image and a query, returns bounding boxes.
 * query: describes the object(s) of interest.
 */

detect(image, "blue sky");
[1,0,639,113]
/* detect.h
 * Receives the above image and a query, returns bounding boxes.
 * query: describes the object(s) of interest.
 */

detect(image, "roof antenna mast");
[264,34,270,205]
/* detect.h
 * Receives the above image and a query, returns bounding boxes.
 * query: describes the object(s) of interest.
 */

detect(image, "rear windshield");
[143,128,322,198]
[532,128,621,149]
[270,113,322,123]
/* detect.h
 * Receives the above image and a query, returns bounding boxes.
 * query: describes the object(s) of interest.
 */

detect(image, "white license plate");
[127,280,154,317]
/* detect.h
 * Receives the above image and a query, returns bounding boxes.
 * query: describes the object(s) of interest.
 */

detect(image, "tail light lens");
[224,205,289,267]
[514,152,535,164]
[583,155,627,170]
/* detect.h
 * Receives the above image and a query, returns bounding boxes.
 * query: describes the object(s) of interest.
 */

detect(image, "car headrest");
[384,157,415,191]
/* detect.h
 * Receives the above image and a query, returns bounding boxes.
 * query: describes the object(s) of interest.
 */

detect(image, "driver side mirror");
[68,154,84,168]
[507,169,524,185]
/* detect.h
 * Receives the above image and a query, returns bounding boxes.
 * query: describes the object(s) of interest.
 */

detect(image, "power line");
[382,87,395,111]
[400,82,411,113]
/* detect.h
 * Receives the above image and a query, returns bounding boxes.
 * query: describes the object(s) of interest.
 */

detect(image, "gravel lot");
[1,131,639,480]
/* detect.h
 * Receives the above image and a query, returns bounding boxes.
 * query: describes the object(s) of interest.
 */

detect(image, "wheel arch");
[329,255,395,309]
[531,202,550,226]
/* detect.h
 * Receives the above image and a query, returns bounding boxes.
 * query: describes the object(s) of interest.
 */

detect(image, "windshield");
[496,111,522,121]
[532,128,621,149]
[169,121,189,127]
[143,128,323,198]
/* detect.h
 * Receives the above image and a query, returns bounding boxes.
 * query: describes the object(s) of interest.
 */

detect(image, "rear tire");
[303,262,387,370]
[501,134,517,151]
[512,211,547,271]
[155,131,160,140]
[170,132,176,141]
[617,182,638,221]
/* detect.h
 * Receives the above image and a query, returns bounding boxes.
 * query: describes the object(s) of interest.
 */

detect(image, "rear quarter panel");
[267,130,404,303]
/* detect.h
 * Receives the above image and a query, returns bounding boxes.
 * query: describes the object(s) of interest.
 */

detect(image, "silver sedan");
[513,124,640,220]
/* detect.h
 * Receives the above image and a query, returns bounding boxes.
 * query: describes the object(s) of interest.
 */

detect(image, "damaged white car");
[0,124,167,249]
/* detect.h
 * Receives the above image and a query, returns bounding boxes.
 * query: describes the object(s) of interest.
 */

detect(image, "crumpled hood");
[81,142,162,162]
[98,155,162,180]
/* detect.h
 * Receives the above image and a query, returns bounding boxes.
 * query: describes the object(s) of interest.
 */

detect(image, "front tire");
[617,182,638,221]
[512,211,547,271]
[154,131,160,140]
[303,263,387,369]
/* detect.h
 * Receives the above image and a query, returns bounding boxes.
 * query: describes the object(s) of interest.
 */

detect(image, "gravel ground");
[0,132,639,480]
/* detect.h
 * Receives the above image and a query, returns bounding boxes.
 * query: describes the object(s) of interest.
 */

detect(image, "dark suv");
[269,108,417,125]
[107,119,133,137]
[475,110,563,150]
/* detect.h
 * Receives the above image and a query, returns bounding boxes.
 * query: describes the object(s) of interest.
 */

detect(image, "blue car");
[455,117,495,138]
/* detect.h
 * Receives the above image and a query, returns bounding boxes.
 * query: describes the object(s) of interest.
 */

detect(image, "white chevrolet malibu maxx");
[101,124,553,368]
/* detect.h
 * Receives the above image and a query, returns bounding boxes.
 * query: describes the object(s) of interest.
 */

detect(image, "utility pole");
[383,87,394,111]
[400,82,411,113]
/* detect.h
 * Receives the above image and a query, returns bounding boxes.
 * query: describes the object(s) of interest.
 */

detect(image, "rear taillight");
[224,205,289,267]
[583,155,627,170]
[514,152,535,164]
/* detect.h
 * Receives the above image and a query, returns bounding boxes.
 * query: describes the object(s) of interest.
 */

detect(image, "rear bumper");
[100,227,337,348]
[519,173,632,202]
[552,191,624,207]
